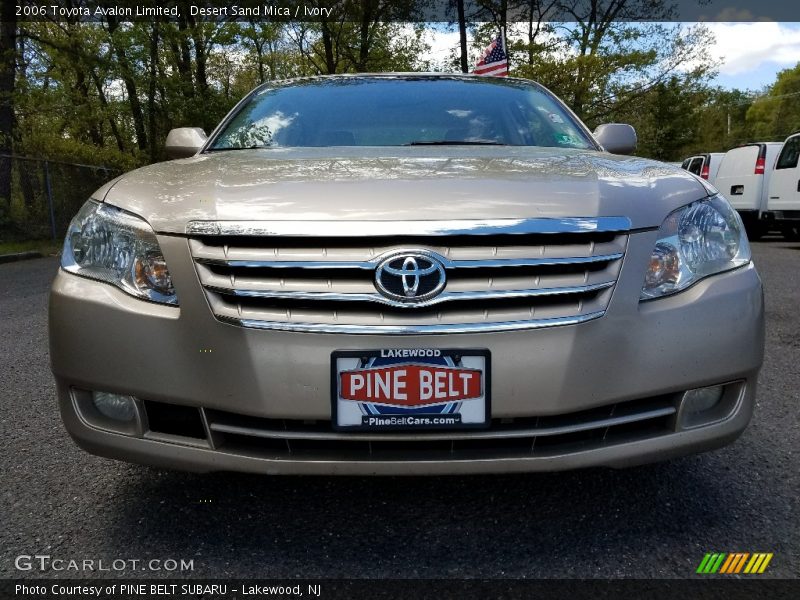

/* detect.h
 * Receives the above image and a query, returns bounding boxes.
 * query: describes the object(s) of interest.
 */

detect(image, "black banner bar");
[11,1,800,23]
[3,579,800,600]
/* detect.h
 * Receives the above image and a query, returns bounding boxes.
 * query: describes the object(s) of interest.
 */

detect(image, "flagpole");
[501,26,509,76]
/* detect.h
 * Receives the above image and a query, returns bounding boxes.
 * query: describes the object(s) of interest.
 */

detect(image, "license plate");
[331,348,490,431]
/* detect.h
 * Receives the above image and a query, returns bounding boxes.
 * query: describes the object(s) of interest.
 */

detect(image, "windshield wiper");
[205,145,273,152]
[404,140,506,146]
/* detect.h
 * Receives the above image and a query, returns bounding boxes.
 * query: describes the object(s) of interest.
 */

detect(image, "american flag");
[473,33,509,77]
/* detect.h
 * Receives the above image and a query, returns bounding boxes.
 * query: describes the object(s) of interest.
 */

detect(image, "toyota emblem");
[374,252,447,304]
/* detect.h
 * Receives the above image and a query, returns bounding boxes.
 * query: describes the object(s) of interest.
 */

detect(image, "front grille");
[202,394,678,461]
[188,217,630,334]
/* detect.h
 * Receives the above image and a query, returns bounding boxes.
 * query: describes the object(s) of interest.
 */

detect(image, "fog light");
[683,386,724,413]
[92,392,137,422]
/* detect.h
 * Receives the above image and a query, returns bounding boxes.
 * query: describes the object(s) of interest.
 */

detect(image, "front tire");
[783,225,800,241]
[744,221,764,241]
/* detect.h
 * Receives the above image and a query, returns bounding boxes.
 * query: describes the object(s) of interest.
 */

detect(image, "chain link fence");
[0,155,122,243]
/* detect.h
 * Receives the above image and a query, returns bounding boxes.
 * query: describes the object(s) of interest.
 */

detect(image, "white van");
[765,133,800,240]
[714,142,784,238]
[681,155,704,176]
[681,153,725,183]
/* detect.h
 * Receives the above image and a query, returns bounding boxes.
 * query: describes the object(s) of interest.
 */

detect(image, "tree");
[240,22,289,84]
[694,88,754,151]
[0,0,17,222]
[616,76,710,161]
[511,1,717,128]
[746,63,800,141]
[455,0,469,72]
[103,13,148,152]
[1,0,738,182]
[288,1,427,75]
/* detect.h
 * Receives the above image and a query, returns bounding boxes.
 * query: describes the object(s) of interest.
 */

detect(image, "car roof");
[246,73,555,110]
[734,142,782,148]
[264,72,540,87]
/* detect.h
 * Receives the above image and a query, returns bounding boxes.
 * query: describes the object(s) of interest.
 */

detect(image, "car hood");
[98,147,711,233]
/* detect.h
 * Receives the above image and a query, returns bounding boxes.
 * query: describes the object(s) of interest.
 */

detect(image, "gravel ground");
[1,241,797,579]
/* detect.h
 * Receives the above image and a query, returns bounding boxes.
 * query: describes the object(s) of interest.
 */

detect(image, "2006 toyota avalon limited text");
[49,74,764,474]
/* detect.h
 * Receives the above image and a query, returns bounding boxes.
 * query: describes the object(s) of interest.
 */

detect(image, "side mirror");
[593,123,637,155]
[165,127,207,159]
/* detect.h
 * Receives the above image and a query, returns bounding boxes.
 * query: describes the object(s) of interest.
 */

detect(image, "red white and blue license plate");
[332,348,490,431]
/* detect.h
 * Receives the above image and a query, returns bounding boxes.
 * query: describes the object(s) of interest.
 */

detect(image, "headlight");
[61,200,178,305]
[641,194,751,300]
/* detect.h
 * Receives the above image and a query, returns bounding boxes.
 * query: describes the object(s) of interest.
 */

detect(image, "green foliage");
[0,238,62,256]
[693,89,755,151]
[3,0,800,238]
[746,63,800,142]
[512,22,718,127]
[614,77,709,161]
[14,16,432,170]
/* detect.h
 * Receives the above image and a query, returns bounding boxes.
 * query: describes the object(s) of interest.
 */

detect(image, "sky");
[423,22,800,92]
[702,22,800,89]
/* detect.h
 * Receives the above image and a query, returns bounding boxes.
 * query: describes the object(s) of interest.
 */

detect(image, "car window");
[209,78,596,150]
[776,136,800,170]
[688,157,703,175]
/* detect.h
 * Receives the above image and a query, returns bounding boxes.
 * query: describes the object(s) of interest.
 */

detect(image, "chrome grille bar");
[206,281,615,309]
[220,311,607,335]
[190,217,629,334]
[196,252,624,270]
[187,216,632,237]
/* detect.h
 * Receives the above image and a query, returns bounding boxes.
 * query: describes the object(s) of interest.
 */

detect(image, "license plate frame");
[331,348,491,432]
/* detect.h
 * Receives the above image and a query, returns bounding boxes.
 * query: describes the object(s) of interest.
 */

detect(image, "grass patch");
[0,239,62,257]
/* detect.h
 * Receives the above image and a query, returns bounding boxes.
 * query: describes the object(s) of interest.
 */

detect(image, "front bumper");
[49,233,765,474]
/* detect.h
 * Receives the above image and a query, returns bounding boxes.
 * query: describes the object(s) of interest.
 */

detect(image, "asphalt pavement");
[1,241,798,579]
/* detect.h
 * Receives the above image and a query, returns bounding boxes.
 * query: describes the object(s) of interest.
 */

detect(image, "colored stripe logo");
[697,553,773,574]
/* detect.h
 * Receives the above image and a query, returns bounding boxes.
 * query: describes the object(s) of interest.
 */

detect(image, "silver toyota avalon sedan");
[49,74,764,474]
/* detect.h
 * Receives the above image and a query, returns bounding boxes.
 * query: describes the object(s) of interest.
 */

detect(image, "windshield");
[208,77,596,150]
